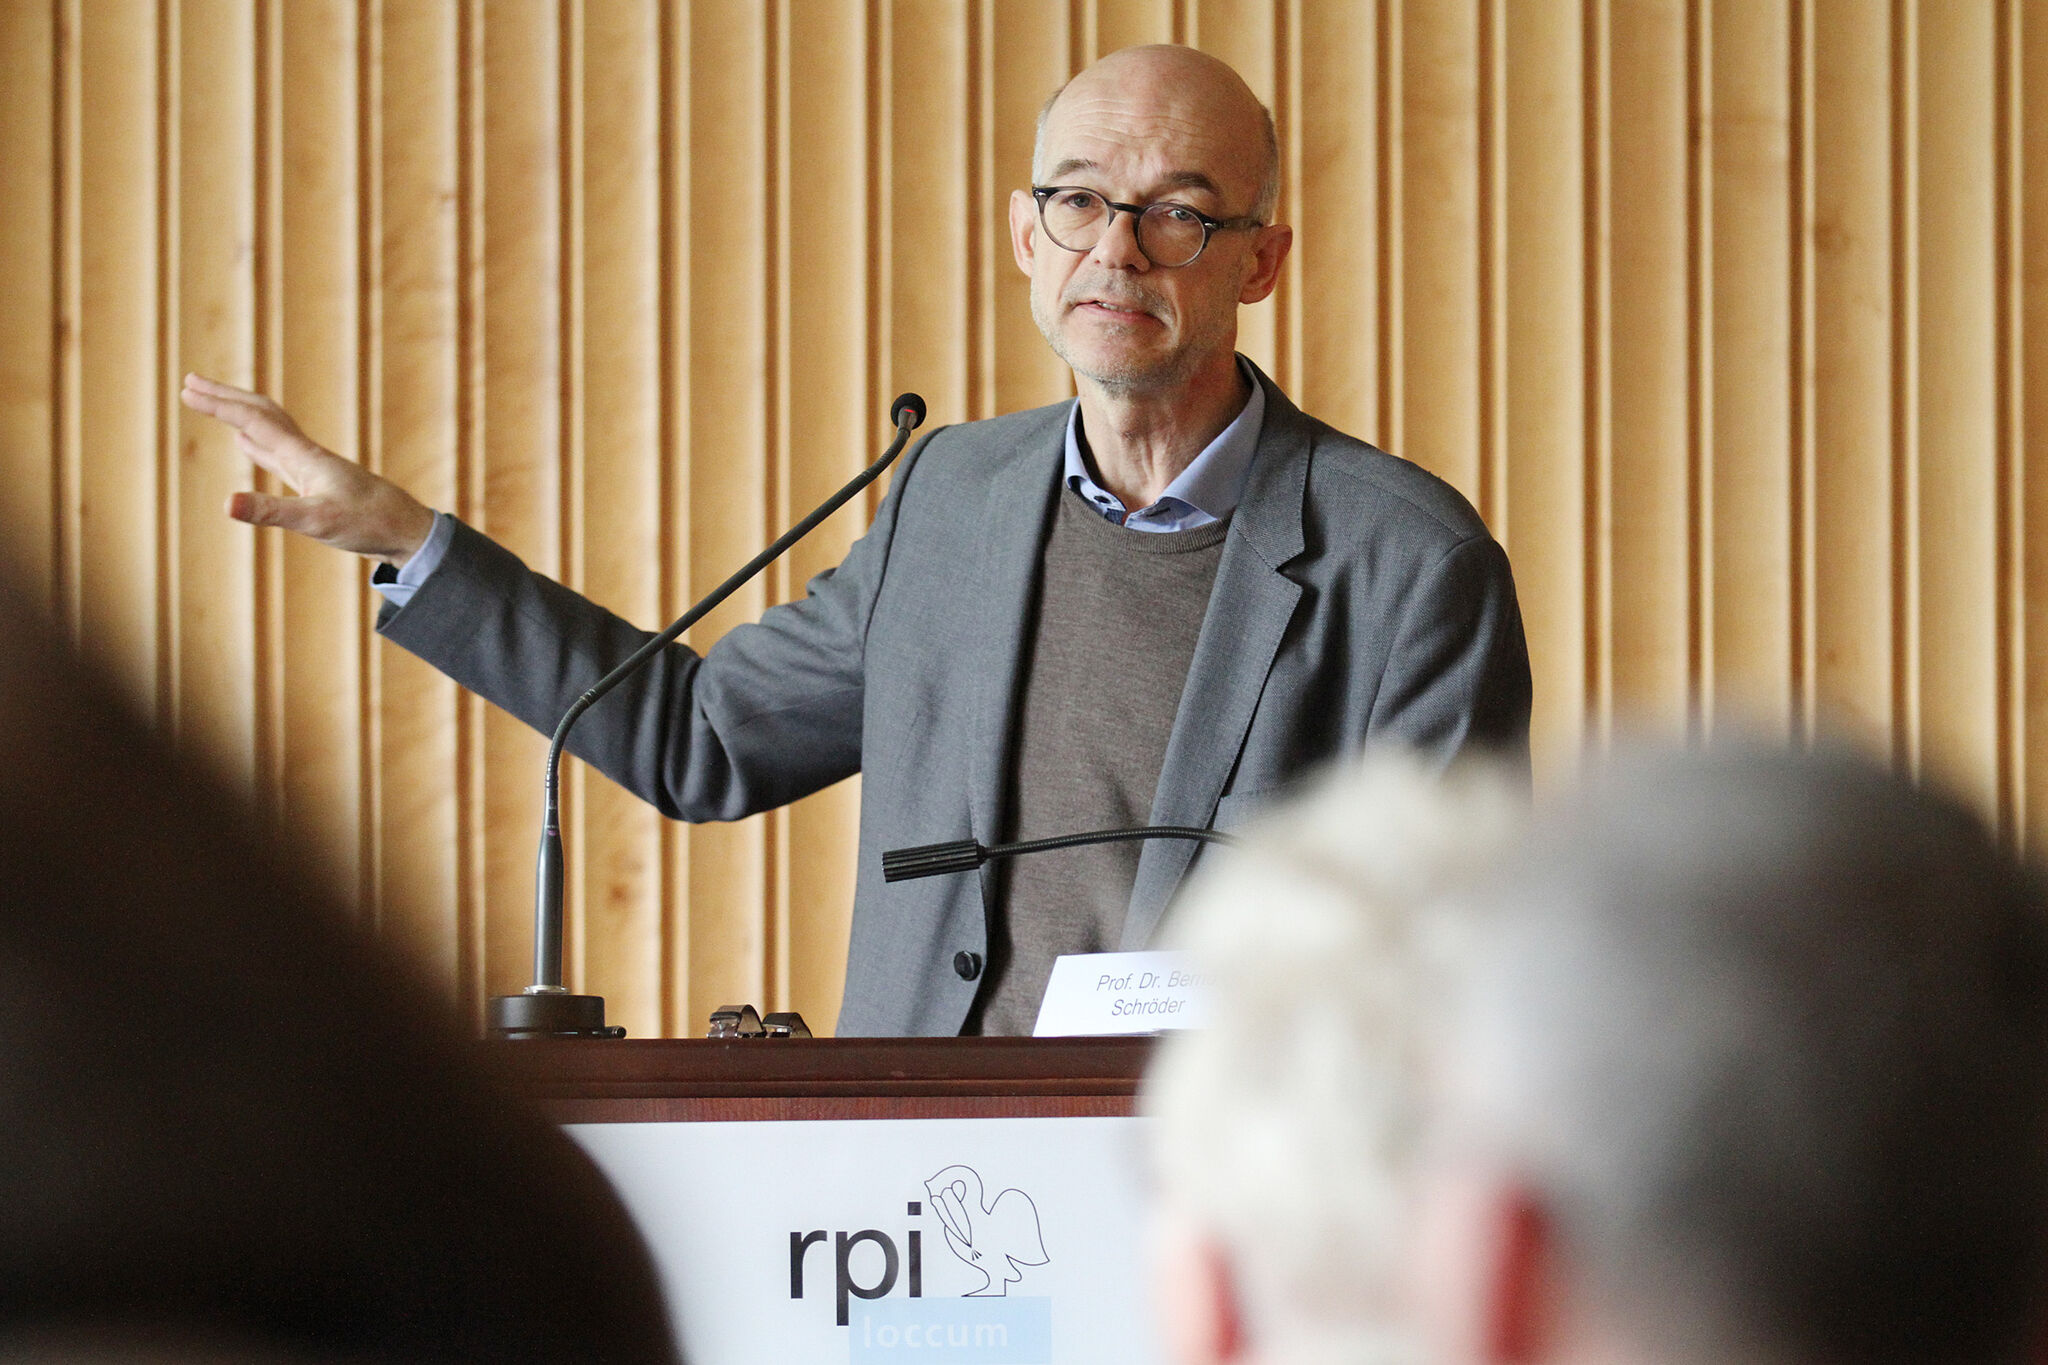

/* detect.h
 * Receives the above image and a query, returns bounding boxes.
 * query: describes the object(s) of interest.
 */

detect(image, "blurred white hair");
[1142,751,1525,1365]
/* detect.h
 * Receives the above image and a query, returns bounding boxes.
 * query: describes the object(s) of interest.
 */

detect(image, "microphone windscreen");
[892,393,928,430]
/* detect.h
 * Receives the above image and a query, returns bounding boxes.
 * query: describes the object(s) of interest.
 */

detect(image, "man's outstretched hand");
[181,373,435,567]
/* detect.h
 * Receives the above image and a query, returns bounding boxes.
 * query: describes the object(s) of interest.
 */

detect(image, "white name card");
[1032,950,1208,1037]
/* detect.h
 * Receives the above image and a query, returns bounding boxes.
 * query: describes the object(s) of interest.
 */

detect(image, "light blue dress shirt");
[374,366,1267,607]
[1061,365,1265,532]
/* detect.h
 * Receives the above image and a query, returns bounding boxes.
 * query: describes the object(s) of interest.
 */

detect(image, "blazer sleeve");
[1365,533,1533,778]
[376,434,933,822]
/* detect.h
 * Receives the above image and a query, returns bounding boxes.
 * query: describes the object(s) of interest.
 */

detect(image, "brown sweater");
[967,490,1229,1035]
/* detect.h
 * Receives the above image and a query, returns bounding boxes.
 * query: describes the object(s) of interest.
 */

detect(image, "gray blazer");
[381,364,1531,1036]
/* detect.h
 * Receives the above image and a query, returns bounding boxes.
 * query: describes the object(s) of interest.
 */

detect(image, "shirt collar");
[1061,358,1267,528]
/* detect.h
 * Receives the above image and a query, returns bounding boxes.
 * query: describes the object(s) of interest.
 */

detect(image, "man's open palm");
[182,373,434,566]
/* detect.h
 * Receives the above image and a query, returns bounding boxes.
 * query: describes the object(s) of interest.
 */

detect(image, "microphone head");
[892,393,928,430]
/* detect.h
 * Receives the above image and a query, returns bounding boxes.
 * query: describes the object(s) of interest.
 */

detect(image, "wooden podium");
[486,1037,1166,1364]
[487,1035,1155,1123]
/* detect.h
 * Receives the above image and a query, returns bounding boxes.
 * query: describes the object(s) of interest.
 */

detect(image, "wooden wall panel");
[989,1,1071,415]
[780,0,870,1040]
[1604,0,1690,735]
[172,0,258,789]
[1810,0,1895,756]
[1397,0,1483,500]
[1291,0,1377,442]
[680,3,770,1025]
[7,0,2048,1032]
[1707,1,1795,734]
[1915,1,2001,812]
[269,0,357,887]
[1187,0,1280,376]
[571,0,664,1036]
[368,0,463,981]
[1502,0,1586,773]
[475,5,560,1002]
[2025,0,2048,851]
[888,1,972,431]
[0,2,55,604]
[73,0,162,712]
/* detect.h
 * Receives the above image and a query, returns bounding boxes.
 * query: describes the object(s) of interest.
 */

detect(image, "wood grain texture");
[0,2,55,604]
[5,0,2048,1032]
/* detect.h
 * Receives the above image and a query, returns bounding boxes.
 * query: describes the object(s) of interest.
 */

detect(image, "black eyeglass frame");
[1029,185,1266,267]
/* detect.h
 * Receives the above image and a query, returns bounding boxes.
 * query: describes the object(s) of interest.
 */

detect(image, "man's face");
[1009,56,1289,398]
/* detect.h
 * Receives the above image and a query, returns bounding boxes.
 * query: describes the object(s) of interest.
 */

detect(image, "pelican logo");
[786,1164,1053,1326]
[923,1164,1050,1295]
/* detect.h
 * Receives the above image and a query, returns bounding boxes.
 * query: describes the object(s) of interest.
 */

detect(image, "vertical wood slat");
[781,1,871,1027]
[0,4,55,603]
[2024,0,2048,855]
[1397,0,1481,501]
[456,0,487,1017]
[1998,0,2022,842]
[74,0,162,713]
[572,0,663,1035]
[890,1,972,432]
[1915,1,2000,815]
[1707,1,1795,735]
[1605,0,1691,735]
[990,1,1070,415]
[175,0,259,791]
[476,4,560,1002]
[1586,0,1611,740]
[656,0,687,1039]
[8,4,2048,1031]
[1502,0,1587,775]
[370,0,462,985]
[271,0,358,895]
[1092,0,1176,56]
[1810,0,1894,757]
[1291,0,1376,443]
[683,1,769,1026]
[1275,0,1302,397]
[1894,0,1920,770]
[1187,0,1278,375]
[55,0,81,635]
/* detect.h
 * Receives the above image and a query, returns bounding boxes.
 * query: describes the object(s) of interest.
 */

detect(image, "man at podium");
[182,44,1530,1036]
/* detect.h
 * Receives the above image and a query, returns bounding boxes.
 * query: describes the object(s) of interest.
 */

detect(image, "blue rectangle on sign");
[849,1297,1052,1364]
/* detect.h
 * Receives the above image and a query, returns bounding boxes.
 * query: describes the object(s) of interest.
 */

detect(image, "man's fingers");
[226,489,296,530]
[233,430,297,485]
[184,386,279,436]
[183,372,269,407]
[228,491,344,544]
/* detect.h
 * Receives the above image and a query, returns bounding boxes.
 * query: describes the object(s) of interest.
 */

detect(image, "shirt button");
[953,951,984,981]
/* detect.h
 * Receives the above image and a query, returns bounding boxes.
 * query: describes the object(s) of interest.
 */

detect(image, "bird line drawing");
[922,1164,1050,1296]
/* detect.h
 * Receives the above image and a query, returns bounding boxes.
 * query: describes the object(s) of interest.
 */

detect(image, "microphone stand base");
[487,989,626,1040]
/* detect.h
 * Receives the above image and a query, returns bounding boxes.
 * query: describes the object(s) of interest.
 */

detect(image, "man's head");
[1143,755,1525,1365]
[1421,745,2048,1365]
[1010,45,1292,398]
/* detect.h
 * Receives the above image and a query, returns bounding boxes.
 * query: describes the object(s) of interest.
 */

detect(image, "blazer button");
[953,951,983,981]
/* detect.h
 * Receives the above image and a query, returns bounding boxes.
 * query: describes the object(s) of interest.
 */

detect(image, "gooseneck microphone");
[489,393,929,1039]
[882,825,1236,883]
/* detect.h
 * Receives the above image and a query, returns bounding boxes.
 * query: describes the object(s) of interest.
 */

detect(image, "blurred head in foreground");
[0,576,678,1363]
[1143,753,1526,1365]
[1416,745,2048,1365]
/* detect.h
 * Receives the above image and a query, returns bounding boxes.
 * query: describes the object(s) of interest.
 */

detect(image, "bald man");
[183,45,1530,1036]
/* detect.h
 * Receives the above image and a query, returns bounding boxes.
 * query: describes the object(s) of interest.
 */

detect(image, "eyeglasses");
[1030,186,1264,268]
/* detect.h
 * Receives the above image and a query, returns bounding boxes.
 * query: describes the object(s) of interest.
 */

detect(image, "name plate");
[1032,951,1208,1037]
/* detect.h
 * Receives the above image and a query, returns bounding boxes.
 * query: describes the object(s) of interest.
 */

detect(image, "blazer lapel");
[1122,372,1310,948]
[965,408,1068,862]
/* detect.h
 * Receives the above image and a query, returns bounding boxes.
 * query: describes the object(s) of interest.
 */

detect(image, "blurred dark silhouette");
[0,574,679,1363]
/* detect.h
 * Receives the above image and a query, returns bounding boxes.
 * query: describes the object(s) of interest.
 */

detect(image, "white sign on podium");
[1032,951,1208,1036]
[571,1116,1166,1365]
